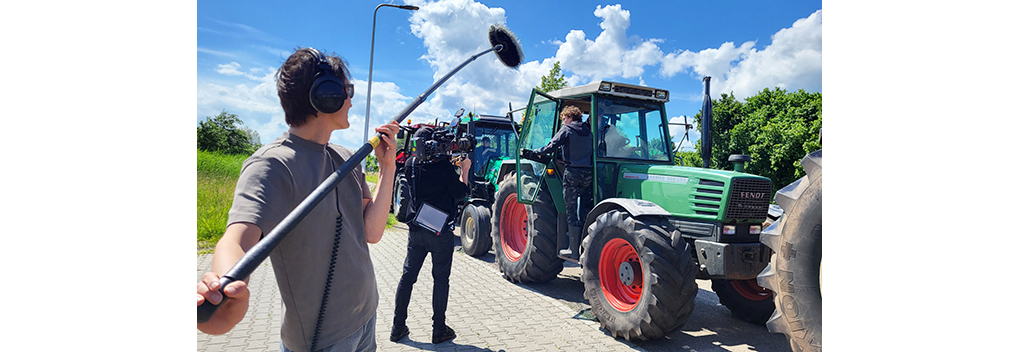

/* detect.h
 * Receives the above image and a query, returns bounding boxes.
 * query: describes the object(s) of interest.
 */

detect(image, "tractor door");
[516,89,559,204]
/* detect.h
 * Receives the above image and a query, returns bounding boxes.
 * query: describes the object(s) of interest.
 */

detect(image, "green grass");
[198,150,398,253]
[365,172,379,184]
[197,150,248,252]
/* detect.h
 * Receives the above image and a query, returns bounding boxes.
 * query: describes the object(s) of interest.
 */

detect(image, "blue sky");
[198,0,822,152]
[9,2,1020,350]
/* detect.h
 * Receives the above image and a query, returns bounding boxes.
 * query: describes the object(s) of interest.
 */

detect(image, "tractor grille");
[724,178,772,220]
[692,179,724,217]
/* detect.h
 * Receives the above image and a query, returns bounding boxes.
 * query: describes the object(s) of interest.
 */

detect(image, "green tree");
[536,61,567,93]
[674,150,702,167]
[197,110,262,155]
[690,88,822,189]
[366,154,379,173]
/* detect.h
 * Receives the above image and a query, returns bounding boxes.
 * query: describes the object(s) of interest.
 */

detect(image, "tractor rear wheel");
[491,172,563,283]
[711,278,775,324]
[581,210,697,341]
[460,204,492,257]
[758,149,822,352]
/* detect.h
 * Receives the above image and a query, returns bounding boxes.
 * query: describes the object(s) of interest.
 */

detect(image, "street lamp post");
[364,3,419,171]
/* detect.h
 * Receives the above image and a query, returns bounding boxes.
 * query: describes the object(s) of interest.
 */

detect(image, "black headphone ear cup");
[309,77,347,114]
[308,48,348,114]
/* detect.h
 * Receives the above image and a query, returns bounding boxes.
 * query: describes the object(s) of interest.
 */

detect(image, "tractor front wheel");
[581,210,697,341]
[460,204,492,257]
[491,172,563,283]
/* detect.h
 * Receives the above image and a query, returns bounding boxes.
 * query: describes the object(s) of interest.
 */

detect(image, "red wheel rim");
[730,279,773,301]
[500,193,528,262]
[599,238,642,312]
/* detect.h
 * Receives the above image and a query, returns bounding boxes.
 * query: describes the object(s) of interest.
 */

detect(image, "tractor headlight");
[749,225,761,235]
[599,81,612,92]
[722,225,736,235]
[655,90,668,100]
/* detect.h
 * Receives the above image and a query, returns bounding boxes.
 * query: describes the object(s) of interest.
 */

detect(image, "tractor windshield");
[595,97,671,162]
[473,123,517,176]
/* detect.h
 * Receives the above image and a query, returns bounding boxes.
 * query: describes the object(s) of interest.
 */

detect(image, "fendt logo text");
[740,192,767,199]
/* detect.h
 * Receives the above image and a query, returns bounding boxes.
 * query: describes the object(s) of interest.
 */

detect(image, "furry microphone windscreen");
[488,23,523,68]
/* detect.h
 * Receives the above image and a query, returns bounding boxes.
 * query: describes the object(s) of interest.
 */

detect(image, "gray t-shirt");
[228,131,376,352]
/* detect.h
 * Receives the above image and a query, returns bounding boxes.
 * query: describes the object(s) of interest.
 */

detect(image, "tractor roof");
[548,81,669,102]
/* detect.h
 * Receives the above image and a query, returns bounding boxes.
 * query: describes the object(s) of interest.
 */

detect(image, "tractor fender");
[494,160,517,186]
[583,198,670,235]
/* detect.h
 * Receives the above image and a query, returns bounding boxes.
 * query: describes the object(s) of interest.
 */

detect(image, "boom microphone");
[198,23,524,324]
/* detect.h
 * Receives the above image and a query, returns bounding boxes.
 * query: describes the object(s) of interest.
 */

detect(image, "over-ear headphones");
[308,48,350,114]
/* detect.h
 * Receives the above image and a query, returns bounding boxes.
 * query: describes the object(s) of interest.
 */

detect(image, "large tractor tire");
[710,278,775,324]
[581,210,698,341]
[491,172,563,283]
[391,175,409,215]
[758,149,822,352]
[460,204,492,257]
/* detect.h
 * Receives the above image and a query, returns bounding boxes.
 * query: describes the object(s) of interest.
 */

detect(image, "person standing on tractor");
[528,105,593,260]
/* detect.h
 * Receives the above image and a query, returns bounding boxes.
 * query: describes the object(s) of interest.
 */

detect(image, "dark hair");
[561,105,582,122]
[275,48,352,127]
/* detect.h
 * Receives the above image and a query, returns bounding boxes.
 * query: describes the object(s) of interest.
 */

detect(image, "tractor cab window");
[473,124,517,177]
[596,97,670,162]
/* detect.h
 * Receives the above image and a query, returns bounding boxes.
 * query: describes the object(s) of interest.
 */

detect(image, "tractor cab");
[516,81,674,206]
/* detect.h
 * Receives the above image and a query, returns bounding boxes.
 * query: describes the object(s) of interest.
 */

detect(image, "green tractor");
[488,78,776,340]
[389,109,521,257]
[455,111,522,257]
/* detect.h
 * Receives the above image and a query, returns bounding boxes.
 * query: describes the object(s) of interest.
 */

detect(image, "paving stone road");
[197,221,789,352]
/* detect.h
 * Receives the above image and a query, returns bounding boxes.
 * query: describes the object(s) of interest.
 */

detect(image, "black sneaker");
[389,325,409,342]
[431,325,456,344]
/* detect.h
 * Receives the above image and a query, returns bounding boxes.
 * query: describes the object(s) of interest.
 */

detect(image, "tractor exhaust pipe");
[701,77,712,168]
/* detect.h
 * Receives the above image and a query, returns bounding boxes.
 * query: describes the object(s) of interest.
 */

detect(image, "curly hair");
[275,48,352,127]
[560,105,583,123]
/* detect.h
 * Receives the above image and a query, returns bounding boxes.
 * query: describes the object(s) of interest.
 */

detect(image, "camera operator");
[390,127,470,344]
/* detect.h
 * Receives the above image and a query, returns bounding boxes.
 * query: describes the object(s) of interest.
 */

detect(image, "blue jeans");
[280,313,376,352]
[392,226,455,331]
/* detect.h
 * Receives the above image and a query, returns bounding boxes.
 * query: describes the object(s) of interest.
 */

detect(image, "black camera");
[409,117,475,164]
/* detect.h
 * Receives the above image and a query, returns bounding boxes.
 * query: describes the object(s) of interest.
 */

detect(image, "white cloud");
[216,62,244,76]
[723,10,822,99]
[197,64,284,143]
[405,0,534,117]
[552,5,665,82]
[659,9,823,100]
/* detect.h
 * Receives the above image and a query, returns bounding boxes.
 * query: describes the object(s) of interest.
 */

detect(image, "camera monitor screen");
[414,202,449,234]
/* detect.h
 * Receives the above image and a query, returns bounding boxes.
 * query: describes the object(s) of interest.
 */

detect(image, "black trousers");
[563,167,594,227]
[392,225,455,330]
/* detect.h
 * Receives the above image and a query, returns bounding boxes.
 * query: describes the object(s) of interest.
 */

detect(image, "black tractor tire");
[460,204,493,257]
[758,149,822,352]
[581,210,698,341]
[710,278,775,324]
[391,175,409,215]
[490,172,563,283]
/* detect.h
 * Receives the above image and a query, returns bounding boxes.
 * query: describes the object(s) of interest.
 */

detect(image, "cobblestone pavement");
[198,223,648,352]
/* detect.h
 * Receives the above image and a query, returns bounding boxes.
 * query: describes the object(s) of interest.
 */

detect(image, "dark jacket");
[407,155,469,234]
[535,120,593,168]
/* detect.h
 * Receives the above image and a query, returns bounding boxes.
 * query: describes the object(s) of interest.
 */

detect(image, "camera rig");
[409,110,476,164]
